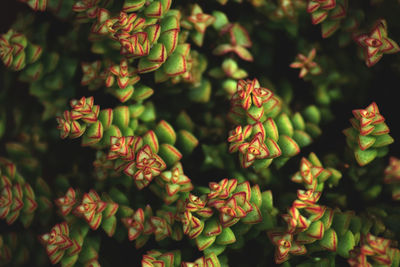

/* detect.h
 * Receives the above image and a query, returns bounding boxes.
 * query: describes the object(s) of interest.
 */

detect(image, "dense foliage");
[1,0,400,266]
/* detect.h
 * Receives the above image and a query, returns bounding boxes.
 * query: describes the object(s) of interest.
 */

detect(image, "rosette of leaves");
[56,95,146,147]
[0,29,42,71]
[39,222,82,265]
[56,96,103,146]
[0,158,38,227]
[307,0,348,38]
[181,4,215,48]
[348,233,400,267]
[343,102,394,166]
[383,157,400,201]
[107,121,197,189]
[57,96,199,190]
[150,162,193,204]
[80,60,105,91]
[55,187,78,217]
[268,153,342,264]
[56,187,118,238]
[289,48,322,79]
[227,79,322,169]
[74,189,119,236]
[104,58,141,102]
[121,204,181,248]
[213,22,254,62]
[176,178,276,255]
[40,221,102,267]
[123,144,168,190]
[268,153,399,265]
[75,0,193,94]
[354,19,400,67]
[121,205,155,248]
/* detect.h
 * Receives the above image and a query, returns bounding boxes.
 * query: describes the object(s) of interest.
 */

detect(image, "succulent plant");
[0,0,399,266]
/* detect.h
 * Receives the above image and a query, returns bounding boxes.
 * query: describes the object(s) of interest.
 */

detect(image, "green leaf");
[160,15,179,33]
[212,11,229,31]
[61,254,79,267]
[112,86,134,103]
[253,158,273,170]
[319,228,337,251]
[113,106,130,129]
[188,79,212,103]
[311,10,328,25]
[204,244,226,257]
[147,43,167,63]
[234,46,253,61]
[98,109,113,130]
[357,134,376,150]
[139,102,156,122]
[320,208,334,230]
[305,122,322,138]
[176,111,194,132]
[332,211,353,237]
[101,216,117,237]
[261,190,274,212]
[293,130,313,147]
[354,147,377,166]
[372,134,394,148]
[143,130,159,153]
[276,113,294,137]
[292,112,306,130]
[163,53,186,76]
[155,120,176,145]
[138,58,162,73]
[196,233,216,251]
[144,1,163,18]
[303,105,321,124]
[176,130,199,155]
[296,231,316,244]
[159,29,179,56]
[326,168,342,187]
[250,185,262,208]
[337,230,355,258]
[263,118,279,142]
[159,144,182,166]
[145,24,161,44]
[123,0,146,12]
[231,24,251,47]
[128,105,145,120]
[215,227,236,245]
[241,203,262,224]
[78,245,98,263]
[132,85,154,102]
[277,135,300,157]
[305,220,324,239]
[81,120,103,146]
[321,20,341,38]
[204,218,222,237]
